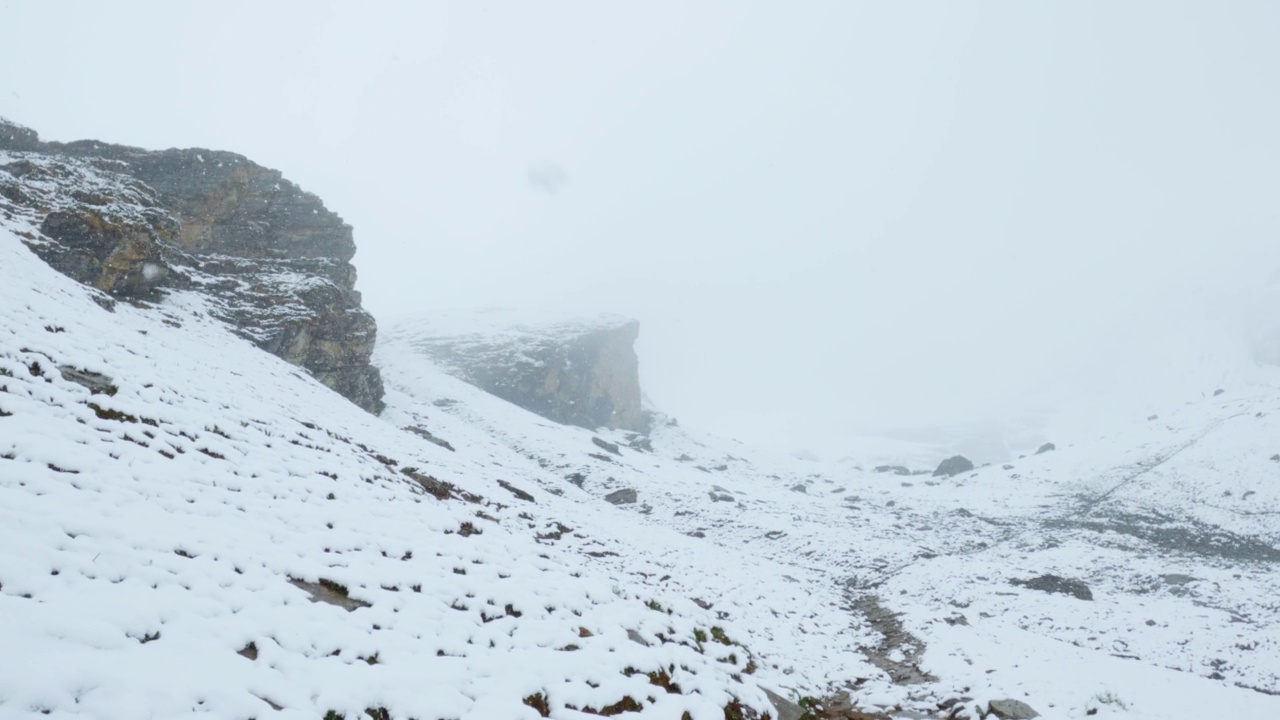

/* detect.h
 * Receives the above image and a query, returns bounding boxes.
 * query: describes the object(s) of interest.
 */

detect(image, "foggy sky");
[4,1,1280,460]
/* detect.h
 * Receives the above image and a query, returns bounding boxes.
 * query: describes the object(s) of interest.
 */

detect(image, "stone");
[933,455,975,477]
[0,119,39,151]
[625,434,653,452]
[1009,574,1093,601]
[874,464,912,475]
[592,437,622,455]
[496,480,535,502]
[604,488,637,505]
[760,688,805,720]
[790,483,807,493]
[57,366,117,395]
[404,426,455,452]
[38,207,171,298]
[1035,442,1056,455]
[987,699,1039,719]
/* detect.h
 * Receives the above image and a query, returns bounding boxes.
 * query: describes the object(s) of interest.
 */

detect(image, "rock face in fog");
[385,312,648,433]
[0,118,384,413]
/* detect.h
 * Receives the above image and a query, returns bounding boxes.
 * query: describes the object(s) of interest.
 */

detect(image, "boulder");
[1009,574,1093,601]
[760,688,805,720]
[874,464,912,475]
[1035,442,1056,455]
[0,118,39,151]
[592,437,622,455]
[933,455,975,477]
[604,488,637,505]
[987,698,1040,719]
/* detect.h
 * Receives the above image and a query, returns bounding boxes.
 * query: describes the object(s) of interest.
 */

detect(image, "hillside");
[2,122,1280,720]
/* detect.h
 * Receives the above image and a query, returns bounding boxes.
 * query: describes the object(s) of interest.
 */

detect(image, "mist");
[5,0,1279,462]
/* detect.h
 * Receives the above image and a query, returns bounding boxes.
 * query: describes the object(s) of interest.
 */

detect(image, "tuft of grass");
[87,402,137,423]
[1091,691,1128,710]
[710,626,733,645]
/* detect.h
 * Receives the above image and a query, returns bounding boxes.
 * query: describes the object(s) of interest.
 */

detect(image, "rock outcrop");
[933,455,975,477]
[385,311,648,433]
[0,118,384,413]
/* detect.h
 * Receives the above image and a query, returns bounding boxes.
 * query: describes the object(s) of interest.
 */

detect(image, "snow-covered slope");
[0,223,786,719]
[4,194,1280,720]
[378,315,1280,719]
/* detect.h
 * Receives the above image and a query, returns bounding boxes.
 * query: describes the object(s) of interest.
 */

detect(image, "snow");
[2,203,1280,719]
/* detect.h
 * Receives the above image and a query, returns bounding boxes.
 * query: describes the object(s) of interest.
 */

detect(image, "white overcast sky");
[3,1,1280,459]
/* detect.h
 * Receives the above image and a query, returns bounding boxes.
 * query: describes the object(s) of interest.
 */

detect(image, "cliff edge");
[0,118,384,413]
[382,310,648,433]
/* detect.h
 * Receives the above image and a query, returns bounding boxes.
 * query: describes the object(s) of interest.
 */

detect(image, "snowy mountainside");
[379,317,1280,719]
[0,223,784,719]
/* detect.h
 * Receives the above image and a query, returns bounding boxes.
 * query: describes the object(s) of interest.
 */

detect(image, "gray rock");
[496,480,535,502]
[1035,442,1056,455]
[625,434,653,452]
[39,208,171,297]
[0,119,385,413]
[288,577,371,612]
[933,455,975,477]
[708,490,735,502]
[57,366,117,396]
[404,426,455,452]
[592,437,622,455]
[987,698,1039,719]
[790,483,807,493]
[874,464,912,475]
[0,118,39,151]
[604,488,637,505]
[1010,574,1093,601]
[761,688,805,720]
[391,313,646,433]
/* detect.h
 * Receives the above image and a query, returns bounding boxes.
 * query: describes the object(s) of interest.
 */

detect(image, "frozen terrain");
[2,205,1280,719]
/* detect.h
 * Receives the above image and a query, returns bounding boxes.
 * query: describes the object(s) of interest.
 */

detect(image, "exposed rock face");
[986,698,1040,719]
[1010,573,1093,601]
[386,312,647,433]
[933,455,975,477]
[0,118,384,413]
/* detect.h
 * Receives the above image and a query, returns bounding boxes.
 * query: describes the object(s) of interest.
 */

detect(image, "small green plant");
[710,626,733,645]
[1091,691,1129,710]
[645,599,664,612]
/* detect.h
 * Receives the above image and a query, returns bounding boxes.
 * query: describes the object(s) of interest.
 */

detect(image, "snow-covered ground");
[378,314,1280,719]
[3,208,1280,719]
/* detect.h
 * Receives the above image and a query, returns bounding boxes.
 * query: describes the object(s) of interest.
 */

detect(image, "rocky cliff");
[382,311,648,433]
[0,118,384,413]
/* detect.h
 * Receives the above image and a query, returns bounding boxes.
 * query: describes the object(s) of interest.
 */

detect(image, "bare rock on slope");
[386,311,648,432]
[933,455,975,477]
[0,118,384,413]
